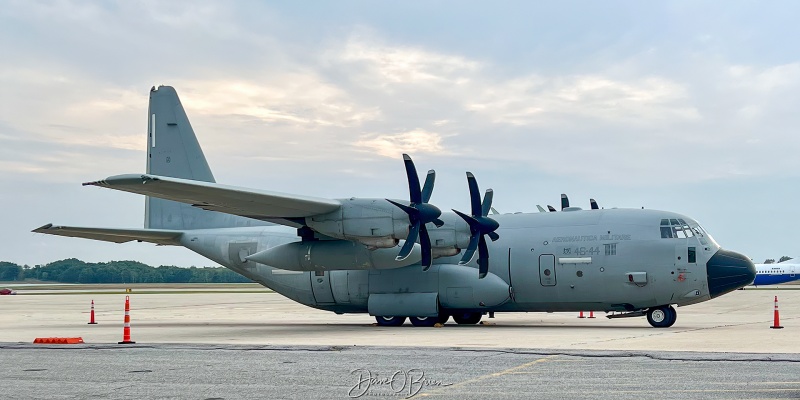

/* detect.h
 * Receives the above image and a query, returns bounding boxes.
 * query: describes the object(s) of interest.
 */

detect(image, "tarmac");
[1,285,799,399]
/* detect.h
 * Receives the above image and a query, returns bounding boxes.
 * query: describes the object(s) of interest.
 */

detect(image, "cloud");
[334,32,481,87]
[177,77,381,128]
[354,129,449,157]
[467,74,699,128]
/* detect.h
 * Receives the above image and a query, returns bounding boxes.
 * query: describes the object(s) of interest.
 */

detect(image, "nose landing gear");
[647,305,677,328]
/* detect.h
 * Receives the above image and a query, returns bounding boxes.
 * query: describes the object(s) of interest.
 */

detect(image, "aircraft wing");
[32,224,183,245]
[83,174,342,221]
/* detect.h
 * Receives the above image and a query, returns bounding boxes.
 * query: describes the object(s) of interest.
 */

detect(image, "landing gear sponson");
[380,307,678,327]
[375,312,481,326]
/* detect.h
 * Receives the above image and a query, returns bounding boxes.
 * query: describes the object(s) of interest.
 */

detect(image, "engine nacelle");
[427,220,473,251]
[246,240,421,271]
[305,198,414,248]
[304,198,473,253]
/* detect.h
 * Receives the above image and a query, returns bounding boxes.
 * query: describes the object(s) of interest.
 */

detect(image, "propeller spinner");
[453,172,500,279]
[386,154,444,270]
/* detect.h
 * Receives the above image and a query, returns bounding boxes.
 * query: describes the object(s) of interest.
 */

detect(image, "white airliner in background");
[752,260,799,286]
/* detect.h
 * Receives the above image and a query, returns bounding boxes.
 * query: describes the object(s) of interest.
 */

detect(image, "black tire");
[452,312,482,325]
[409,316,439,327]
[437,313,450,324]
[647,306,676,328]
[375,316,406,326]
[665,305,677,327]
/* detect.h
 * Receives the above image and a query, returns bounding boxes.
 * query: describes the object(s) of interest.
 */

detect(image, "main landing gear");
[374,312,481,327]
[646,305,677,328]
[375,316,406,327]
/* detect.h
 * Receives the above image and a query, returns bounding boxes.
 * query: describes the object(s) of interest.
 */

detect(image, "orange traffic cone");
[88,299,97,325]
[118,296,136,344]
[771,296,784,329]
[578,311,585,318]
[588,311,596,319]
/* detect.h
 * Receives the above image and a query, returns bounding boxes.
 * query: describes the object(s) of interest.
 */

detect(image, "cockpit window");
[659,218,702,241]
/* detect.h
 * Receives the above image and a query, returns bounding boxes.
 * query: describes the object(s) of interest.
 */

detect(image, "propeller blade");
[478,235,489,279]
[547,205,556,212]
[490,207,499,215]
[402,154,422,204]
[396,222,420,261]
[455,172,500,278]
[452,209,478,227]
[386,199,416,217]
[536,205,547,213]
[459,234,480,265]
[466,172,481,216]
[561,194,569,210]
[481,189,494,217]
[421,170,435,203]
[590,198,599,210]
[393,154,441,269]
[420,224,432,270]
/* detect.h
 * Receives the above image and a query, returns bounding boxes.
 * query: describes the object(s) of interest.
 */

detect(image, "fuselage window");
[661,227,673,238]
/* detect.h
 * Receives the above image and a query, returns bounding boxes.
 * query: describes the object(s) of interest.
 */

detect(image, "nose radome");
[706,249,757,298]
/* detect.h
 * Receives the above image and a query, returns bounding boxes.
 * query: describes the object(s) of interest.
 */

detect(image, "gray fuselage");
[178,207,752,316]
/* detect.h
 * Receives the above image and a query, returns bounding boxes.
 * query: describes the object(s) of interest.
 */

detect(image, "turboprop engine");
[302,154,500,278]
[246,240,422,272]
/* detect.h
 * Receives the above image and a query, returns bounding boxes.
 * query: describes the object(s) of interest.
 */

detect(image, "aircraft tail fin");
[146,85,215,184]
[144,86,251,230]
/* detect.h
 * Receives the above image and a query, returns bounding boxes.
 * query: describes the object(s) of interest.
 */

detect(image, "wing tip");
[32,223,54,233]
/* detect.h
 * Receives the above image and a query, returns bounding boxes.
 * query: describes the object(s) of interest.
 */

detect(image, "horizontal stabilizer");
[33,224,183,245]
[83,174,342,221]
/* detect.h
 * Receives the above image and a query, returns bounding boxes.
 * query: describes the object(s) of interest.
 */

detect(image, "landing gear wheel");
[437,313,450,324]
[375,316,406,326]
[666,305,677,327]
[647,305,677,328]
[409,316,439,327]
[452,312,482,325]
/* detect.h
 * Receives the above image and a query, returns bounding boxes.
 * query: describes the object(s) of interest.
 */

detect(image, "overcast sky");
[2,1,799,267]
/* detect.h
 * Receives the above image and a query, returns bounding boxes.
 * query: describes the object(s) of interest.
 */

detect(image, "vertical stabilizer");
[144,86,252,230]
[146,85,214,183]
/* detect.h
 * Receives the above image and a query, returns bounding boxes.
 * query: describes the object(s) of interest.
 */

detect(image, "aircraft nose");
[706,249,756,298]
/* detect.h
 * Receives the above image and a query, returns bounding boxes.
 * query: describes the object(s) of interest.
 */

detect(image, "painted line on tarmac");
[417,355,557,397]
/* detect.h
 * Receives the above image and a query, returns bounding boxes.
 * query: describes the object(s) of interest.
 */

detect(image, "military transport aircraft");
[34,85,756,328]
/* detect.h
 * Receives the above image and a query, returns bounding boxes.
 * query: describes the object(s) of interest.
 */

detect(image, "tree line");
[763,256,793,264]
[0,259,252,284]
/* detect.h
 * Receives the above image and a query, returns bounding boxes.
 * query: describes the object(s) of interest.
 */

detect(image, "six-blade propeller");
[452,172,500,279]
[386,154,444,270]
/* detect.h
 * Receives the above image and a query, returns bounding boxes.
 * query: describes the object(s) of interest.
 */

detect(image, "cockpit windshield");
[659,218,719,247]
